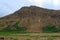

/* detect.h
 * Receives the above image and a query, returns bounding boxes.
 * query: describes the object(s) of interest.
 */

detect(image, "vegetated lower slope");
[0,6,60,32]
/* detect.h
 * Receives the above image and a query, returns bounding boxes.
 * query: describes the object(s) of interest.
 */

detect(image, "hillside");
[0,6,60,32]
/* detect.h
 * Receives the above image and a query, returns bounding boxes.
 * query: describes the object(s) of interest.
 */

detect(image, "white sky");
[0,0,60,17]
[28,0,60,8]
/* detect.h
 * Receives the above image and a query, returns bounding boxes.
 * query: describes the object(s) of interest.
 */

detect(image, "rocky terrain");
[0,6,60,32]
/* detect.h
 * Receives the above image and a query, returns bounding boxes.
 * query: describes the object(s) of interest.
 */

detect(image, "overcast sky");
[0,0,60,17]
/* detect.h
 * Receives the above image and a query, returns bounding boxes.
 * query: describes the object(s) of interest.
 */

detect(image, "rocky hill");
[0,6,60,32]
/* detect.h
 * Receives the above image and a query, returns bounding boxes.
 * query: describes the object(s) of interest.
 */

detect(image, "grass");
[0,32,60,40]
[2,34,60,40]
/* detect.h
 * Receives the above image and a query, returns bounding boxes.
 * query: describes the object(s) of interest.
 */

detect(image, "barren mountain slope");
[0,6,60,32]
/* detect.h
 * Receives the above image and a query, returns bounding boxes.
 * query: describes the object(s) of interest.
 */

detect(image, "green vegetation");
[0,22,4,27]
[42,25,60,33]
[10,37,18,40]
[26,38,31,40]
[0,21,27,33]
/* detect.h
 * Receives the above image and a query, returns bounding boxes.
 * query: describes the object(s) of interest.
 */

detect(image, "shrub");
[1,21,27,32]
[42,25,59,33]
[26,38,31,40]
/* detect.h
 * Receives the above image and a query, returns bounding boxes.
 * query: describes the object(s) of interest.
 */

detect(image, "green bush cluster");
[26,38,31,40]
[42,25,60,33]
[0,21,27,32]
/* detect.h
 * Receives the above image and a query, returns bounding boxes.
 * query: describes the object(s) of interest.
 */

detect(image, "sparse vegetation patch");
[42,25,60,33]
[0,21,27,33]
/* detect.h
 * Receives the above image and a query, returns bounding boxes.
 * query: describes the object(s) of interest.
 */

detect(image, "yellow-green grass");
[0,33,60,40]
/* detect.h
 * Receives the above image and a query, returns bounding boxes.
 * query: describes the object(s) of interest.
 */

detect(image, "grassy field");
[0,33,60,40]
